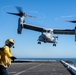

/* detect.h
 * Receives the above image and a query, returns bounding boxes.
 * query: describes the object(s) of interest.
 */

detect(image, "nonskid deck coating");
[8,61,72,75]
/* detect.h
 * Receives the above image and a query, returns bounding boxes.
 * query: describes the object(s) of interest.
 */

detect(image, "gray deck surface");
[8,61,72,75]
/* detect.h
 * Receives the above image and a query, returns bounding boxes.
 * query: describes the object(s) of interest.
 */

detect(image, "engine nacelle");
[75,26,76,41]
[17,24,22,34]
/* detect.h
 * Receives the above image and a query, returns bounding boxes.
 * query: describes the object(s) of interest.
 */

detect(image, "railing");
[61,60,76,75]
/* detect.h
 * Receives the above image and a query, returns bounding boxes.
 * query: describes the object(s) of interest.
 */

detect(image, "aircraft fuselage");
[38,32,56,43]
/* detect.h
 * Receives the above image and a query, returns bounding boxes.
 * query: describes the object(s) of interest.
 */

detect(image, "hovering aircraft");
[7,7,76,46]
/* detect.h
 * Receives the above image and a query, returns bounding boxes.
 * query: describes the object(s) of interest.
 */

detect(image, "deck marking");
[14,63,43,75]
[9,72,16,73]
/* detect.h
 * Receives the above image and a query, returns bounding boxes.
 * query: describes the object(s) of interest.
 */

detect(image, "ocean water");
[16,58,76,66]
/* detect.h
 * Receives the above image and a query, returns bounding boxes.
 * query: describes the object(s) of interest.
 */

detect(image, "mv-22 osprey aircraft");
[7,7,76,46]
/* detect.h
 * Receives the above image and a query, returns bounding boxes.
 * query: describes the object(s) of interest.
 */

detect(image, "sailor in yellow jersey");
[0,38,16,75]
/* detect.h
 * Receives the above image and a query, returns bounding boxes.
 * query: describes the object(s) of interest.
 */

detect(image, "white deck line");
[13,63,43,75]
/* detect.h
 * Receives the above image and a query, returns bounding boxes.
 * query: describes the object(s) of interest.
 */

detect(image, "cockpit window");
[47,30,50,33]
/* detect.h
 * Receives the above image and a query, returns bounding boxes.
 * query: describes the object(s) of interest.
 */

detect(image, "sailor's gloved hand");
[11,56,17,61]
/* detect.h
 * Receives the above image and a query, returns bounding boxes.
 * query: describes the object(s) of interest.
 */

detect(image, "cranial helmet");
[5,38,14,45]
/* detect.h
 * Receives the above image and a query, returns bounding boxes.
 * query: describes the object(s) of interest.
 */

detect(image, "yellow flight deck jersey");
[0,46,12,68]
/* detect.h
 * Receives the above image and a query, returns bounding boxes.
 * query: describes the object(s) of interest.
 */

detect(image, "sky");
[0,0,76,58]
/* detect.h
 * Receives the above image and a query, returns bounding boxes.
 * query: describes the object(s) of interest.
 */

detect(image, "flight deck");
[8,60,73,75]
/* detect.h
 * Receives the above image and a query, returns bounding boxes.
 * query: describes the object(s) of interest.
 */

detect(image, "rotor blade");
[65,20,76,23]
[6,12,20,16]
[16,6,23,14]
[25,14,37,18]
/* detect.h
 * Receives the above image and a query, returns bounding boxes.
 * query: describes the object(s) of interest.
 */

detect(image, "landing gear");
[53,43,56,46]
[38,41,41,44]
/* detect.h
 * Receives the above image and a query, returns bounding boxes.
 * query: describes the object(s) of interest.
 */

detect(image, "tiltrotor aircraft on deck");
[7,6,76,46]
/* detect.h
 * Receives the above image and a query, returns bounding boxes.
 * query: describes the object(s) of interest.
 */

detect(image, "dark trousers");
[0,65,8,75]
